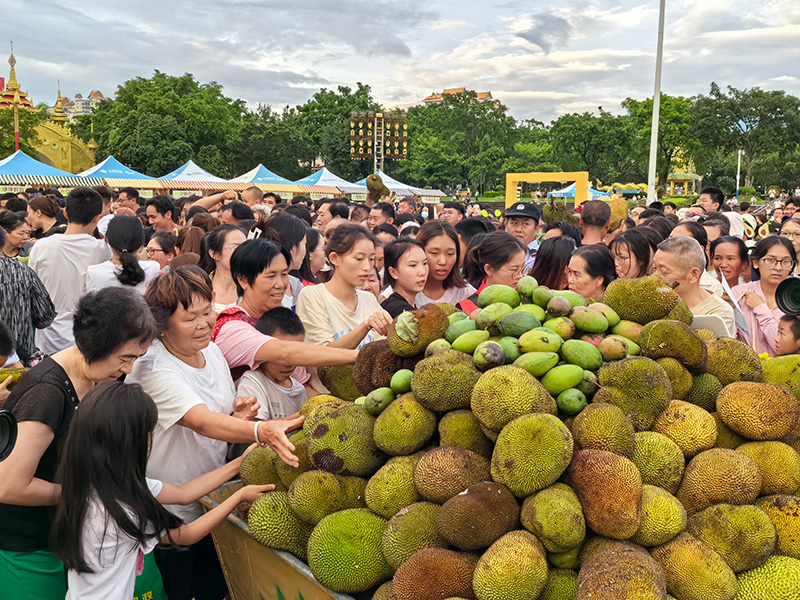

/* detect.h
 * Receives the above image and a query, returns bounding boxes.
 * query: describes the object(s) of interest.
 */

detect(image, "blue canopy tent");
[160,160,226,183]
[0,150,103,186]
[230,164,291,185]
[294,167,363,195]
[548,183,610,200]
[78,155,162,189]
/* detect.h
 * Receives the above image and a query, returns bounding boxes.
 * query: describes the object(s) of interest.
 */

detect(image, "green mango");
[532,287,554,308]
[452,329,491,354]
[477,284,521,309]
[514,351,560,377]
[513,303,546,322]
[497,336,522,364]
[475,303,513,330]
[557,388,587,416]
[365,387,395,415]
[560,339,603,371]
[390,369,413,394]
[543,316,576,340]
[540,364,585,396]
[516,276,538,298]
[445,318,477,344]
[552,290,589,308]
[497,311,541,338]
[610,320,643,344]
[473,341,506,371]
[448,311,469,325]
[569,306,609,334]
[575,370,599,396]
[518,329,563,353]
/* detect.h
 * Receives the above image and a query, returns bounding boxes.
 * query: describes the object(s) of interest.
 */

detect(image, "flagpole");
[646,0,667,206]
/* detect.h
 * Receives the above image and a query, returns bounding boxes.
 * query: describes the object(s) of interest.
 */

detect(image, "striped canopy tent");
[229,164,301,195]
[159,160,237,190]
[548,182,610,200]
[78,155,163,189]
[294,167,360,195]
[354,170,446,199]
[0,150,103,187]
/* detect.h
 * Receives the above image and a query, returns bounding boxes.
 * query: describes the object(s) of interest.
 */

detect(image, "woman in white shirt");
[197,224,247,313]
[86,215,160,294]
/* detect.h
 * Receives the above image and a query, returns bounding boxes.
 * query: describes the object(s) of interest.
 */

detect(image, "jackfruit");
[317,364,361,401]
[600,275,682,324]
[354,340,421,395]
[571,402,636,457]
[651,532,738,600]
[239,446,286,490]
[713,412,748,449]
[717,382,799,441]
[472,530,548,600]
[387,304,450,357]
[247,491,314,560]
[410,350,482,412]
[413,446,491,504]
[490,413,573,498]
[307,508,392,593]
[733,555,800,600]
[373,393,437,456]
[392,548,477,600]
[630,431,685,494]
[677,449,762,515]
[300,394,346,417]
[686,373,723,411]
[737,441,800,495]
[365,459,420,519]
[694,327,717,340]
[566,449,642,539]
[520,483,586,553]
[754,495,800,559]
[593,356,672,430]
[762,354,800,401]
[630,485,687,547]
[667,296,694,324]
[373,581,397,600]
[686,504,776,572]
[657,357,693,400]
[275,429,311,488]
[540,568,578,600]
[652,400,717,458]
[438,410,493,458]
[470,365,556,433]
[705,338,763,386]
[305,402,386,477]
[287,470,365,525]
[577,538,667,599]
[436,481,520,550]
[640,320,708,373]
[382,502,448,571]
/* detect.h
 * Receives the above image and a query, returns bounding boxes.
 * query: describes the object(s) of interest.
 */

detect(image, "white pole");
[736,149,743,198]
[646,0,667,206]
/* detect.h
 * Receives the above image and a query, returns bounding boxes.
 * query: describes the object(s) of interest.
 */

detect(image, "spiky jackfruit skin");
[387,304,450,357]
[365,459,420,518]
[472,531,548,600]
[372,581,397,600]
[307,508,392,594]
[717,382,800,441]
[247,491,313,560]
[490,413,573,498]
[686,373,723,411]
[287,470,366,525]
[520,483,586,553]
[373,394,437,456]
[737,441,800,495]
[762,354,800,401]
[657,357,693,400]
[305,403,386,477]
[651,532,738,600]
[571,402,636,457]
[686,504,777,573]
[438,410,493,458]
[630,431,686,494]
[734,555,800,600]
[713,412,748,449]
[652,400,718,458]
[640,320,708,373]
[436,481,520,551]
[275,429,311,488]
[600,275,681,324]
[354,340,421,395]
[754,495,800,560]
[666,297,694,324]
[392,548,477,600]
[317,364,361,401]
[470,365,557,433]
[566,449,642,539]
[677,449,762,515]
[539,568,578,600]
[630,485,687,547]
[577,538,667,599]
[413,446,491,504]
[705,338,763,386]
[410,350,483,412]
[239,446,287,489]
[593,356,672,431]
[382,502,448,571]
[300,394,346,417]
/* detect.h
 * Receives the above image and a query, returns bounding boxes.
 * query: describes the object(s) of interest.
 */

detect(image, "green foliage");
[0,106,46,157]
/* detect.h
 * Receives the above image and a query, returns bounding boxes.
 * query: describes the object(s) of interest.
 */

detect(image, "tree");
[0,106,45,157]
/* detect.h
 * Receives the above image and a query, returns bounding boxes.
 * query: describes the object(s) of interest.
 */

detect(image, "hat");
[504,202,540,219]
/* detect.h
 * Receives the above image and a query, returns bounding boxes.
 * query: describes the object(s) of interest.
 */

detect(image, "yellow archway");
[505,172,590,208]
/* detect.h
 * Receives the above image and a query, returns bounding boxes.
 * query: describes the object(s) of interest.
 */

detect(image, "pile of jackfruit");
[239,275,800,600]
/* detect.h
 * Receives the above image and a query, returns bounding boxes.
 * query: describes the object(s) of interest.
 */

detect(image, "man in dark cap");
[504,202,542,270]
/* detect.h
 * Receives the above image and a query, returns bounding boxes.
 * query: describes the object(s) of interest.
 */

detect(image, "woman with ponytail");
[86,215,161,294]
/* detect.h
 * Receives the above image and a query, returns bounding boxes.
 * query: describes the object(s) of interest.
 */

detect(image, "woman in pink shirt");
[732,236,796,355]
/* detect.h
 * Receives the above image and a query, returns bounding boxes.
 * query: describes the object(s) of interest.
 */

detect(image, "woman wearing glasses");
[732,236,796,355]
[145,231,177,270]
[779,219,800,273]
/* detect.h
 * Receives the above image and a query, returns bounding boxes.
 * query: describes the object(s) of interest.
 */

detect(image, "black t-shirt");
[381,292,415,319]
[0,357,78,552]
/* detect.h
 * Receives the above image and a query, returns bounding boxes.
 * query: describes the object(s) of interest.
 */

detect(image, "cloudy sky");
[5,0,800,122]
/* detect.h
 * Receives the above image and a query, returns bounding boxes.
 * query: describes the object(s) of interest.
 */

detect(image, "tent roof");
[0,151,104,186]
[78,156,156,180]
[160,160,226,182]
[548,182,609,198]
[293,167,361,193]
[229,164,292,185]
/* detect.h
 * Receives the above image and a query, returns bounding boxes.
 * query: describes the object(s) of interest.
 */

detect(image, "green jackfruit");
[657,357,693,400]
[685,372,723,411]
[737,441,800,495]
[600,275,682,324]
[666,296,694,324]
[410,350,482,412]
[717,382,800,441]
[734,555,800,600]
[630,431,685,494]
[372,581,397,600]
[520,483,585,553]
[274,429,311,488]
[300,394,345,417]
[705,337,763,386]
[713,412,748,449]
[472,531,548,600]
[652,400,717,458]
[239,446,286,490]
[593,356,672,430]
[287,470,366,525]
[539,568,578,600]
[577,538,667,599]
[247,491,313,560]
[677,449,762,515]
[438,410,493,458]
[490,413,573,498]
[365,459,420,518]
[387,304,449,357]
[762,354,800,401]
[317,364,361,401]
[392,548,477,600]
[382,502,448,571]
[640,319,708,373]
[630,485,687,547]
[307,508,392,593]
[436,481,520,551]
[413,446,491,504]
[571,402,636,457]
[755,495,800,559]
[373,394,437,456]
[470,365,556,433]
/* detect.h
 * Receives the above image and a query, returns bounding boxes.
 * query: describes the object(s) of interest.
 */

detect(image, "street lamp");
[736,149,745,199]
[646,0,667,206]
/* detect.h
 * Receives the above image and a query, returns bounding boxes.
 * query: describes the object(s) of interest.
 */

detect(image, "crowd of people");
[0,182,798,600]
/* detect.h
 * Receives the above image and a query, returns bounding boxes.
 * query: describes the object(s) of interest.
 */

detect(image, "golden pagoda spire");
[51,80,68,124]
[8,41,20,91]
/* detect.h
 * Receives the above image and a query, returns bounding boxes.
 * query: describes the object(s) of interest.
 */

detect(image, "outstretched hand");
[258,415,305,467]
[233,395,260,421]
[236,484,275,503]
